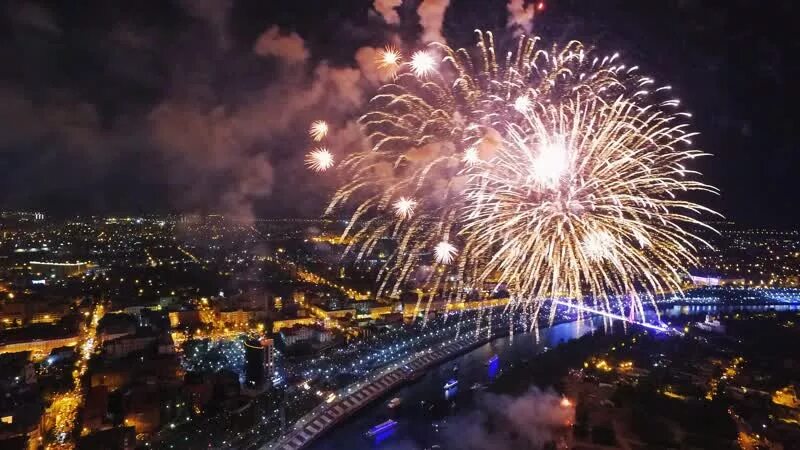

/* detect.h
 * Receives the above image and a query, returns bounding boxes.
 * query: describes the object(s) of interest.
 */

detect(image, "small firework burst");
[305,148,334,172]
[410,50,436,77]
[377,46,402,74]
[309,120,329,142]
[393,197,417,219]
[434,241,458,264]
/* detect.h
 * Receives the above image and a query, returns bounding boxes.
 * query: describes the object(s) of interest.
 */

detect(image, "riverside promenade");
[263,331,487,450]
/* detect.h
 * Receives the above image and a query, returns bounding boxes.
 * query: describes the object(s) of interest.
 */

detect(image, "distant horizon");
[3,210,800,231]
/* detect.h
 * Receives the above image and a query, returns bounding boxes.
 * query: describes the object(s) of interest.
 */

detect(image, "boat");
[486,355,499,366]
[470,382,483,390]
[443,379,458,390]
[452,363,459,372]
[387,397,402,409]
[366,420,398,437]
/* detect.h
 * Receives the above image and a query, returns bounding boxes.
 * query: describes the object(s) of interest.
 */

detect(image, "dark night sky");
[1,0,798,226]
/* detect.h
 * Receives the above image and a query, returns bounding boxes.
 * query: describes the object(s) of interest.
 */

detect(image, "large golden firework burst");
[462,92,717,323]
[321,30,717,322]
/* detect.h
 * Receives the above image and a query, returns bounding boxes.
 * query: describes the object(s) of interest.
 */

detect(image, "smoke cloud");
[417,0,450,44]
[374,0,403,25]
[9,1,61,35]
[179,0,232,48]
[253,26,309,64]
[477,128,503,161]
[0,0,533,218]
[507,0,537,34]
[388,388,574,450]
[147,54,371,221]
[355,46,383,84]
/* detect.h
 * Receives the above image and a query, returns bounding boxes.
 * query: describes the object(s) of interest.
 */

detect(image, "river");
[307,303,800,450]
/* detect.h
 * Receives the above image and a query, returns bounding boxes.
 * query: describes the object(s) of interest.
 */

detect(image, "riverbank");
[261,313,601,450]
[263,329,500,450]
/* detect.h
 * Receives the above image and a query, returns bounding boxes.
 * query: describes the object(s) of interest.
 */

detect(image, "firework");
[378,46,402,74]
[322,30,715,323]
[393,197,417,219]
[305,148,334,172]
[462,92,717,321]
[581,231,617,262]
[463,147,480,165]
[309,120,329,142]
[434,241,457,264]
[527,139,569,189]
[409,50,436,77]
[513,95,531,113]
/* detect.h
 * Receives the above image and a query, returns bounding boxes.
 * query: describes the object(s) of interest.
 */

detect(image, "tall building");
[243,339,273,389]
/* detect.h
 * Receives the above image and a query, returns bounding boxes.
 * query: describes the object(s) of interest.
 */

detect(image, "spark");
[581,231,616,261]
[434,241,458,264]
[393,197,417,219]
[378,46,402,73]
[309,120,329,142]
[305,148,334,172]
[463,147,480,165]
[410,50,436,77]
[514,95,531,113]
[528,140,569,189]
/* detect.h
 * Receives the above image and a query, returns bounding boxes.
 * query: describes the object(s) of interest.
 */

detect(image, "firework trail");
[316,30,716,324]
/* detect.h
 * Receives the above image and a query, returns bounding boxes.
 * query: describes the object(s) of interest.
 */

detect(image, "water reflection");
[661,303,800,318]
[444,386,457,400]
[487,355,499,380]
[370,428,395,446]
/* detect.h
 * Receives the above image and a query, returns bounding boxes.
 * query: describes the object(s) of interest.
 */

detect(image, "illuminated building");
[271,317,316,333]
[0,300,70,327]
[0,352,36,387]
[218,308,258,326]
[80,386,109,431]
[102,329,159,359]
[29,261,89,278]
[0,352,42,449]
[400,295,511,318]
[168,310,203,328]
[278,324,333,347]
[97,313,138,343]
[0,330,79,360]
[690,272,746,287]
